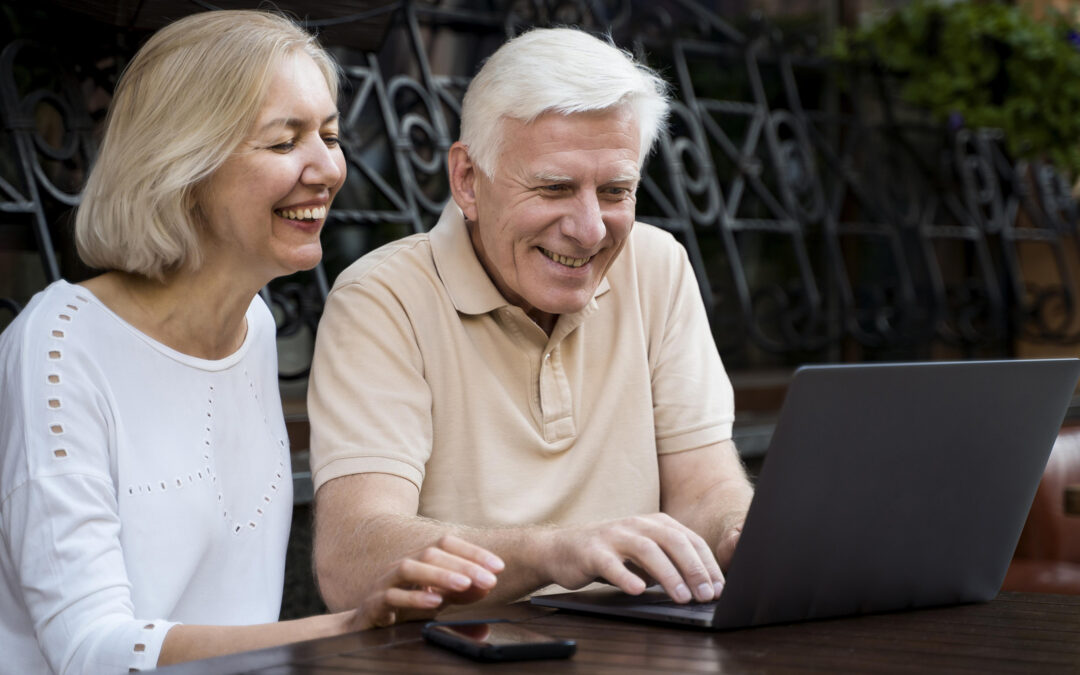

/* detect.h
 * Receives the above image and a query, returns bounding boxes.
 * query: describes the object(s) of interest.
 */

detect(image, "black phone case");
[422,620,576,662]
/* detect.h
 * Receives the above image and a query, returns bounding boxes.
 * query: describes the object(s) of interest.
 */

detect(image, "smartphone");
[421,619,576,662]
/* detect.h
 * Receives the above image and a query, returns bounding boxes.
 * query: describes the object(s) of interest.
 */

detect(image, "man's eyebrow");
[257,112,340,133]
[530,171,640,184]
[532,171,573,183]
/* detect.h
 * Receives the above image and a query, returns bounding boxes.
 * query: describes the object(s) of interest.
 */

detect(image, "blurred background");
[3,0,1080,611]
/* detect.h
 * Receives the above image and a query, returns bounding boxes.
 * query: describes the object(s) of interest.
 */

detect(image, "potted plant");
[829,0,1080,178]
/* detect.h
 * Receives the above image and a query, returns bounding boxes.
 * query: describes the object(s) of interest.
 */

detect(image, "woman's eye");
[270,141,295,152]
[323,135,341,147]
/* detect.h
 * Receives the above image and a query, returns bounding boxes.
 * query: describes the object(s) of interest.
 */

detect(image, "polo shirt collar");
[429,201,611,317]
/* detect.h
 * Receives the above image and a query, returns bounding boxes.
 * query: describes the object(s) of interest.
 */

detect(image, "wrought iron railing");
[3,0,1079,377]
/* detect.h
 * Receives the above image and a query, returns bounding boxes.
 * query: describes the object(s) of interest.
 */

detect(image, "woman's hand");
[345,534,504,630]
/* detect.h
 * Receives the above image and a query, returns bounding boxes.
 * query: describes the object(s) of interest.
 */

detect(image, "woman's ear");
[447,142,479,222]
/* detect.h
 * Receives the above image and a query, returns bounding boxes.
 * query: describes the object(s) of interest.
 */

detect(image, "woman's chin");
[277,244,324,275]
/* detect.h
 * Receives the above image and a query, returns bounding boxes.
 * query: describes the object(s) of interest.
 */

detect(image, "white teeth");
[277,206,326,221]
[541,248,589,268]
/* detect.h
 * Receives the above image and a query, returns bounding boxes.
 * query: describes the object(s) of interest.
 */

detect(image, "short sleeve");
[0,296,177,674]
[645,231,735,454]
[307,269,434,493]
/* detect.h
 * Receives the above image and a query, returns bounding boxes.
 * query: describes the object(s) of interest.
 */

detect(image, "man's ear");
[448,141,480,222]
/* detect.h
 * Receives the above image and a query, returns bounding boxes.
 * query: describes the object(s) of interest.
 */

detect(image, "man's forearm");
[315,509,556,611]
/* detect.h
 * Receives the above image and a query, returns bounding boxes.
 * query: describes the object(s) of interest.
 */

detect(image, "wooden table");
[156,593,1080,673]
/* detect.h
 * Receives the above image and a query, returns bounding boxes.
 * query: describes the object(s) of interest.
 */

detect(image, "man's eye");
[540,184,569,193]
[603,187,632,198]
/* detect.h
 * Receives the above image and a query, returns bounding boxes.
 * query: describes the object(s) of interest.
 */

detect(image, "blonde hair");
[459,27,669,177]
[75,10,339,279]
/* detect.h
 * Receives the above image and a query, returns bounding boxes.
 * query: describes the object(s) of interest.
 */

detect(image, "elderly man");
[308,27,753,613]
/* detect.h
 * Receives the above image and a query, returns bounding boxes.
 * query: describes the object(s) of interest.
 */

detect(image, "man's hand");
[347,534,505,629]
[540,513,725,603]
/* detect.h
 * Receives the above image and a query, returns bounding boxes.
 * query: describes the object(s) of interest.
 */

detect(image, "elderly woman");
[0,10,502,674]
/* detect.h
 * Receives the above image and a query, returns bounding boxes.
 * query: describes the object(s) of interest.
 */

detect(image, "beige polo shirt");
[308,203,734,528]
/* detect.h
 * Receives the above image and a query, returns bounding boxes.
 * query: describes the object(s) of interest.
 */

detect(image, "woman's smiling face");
[197,50,346,283]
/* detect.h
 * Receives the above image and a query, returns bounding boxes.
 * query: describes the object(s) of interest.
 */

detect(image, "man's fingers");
[678,526,725,597]
[595,555,649,595]
[630,517,721,602]
[607,515,722,603]
[555,513,730,604]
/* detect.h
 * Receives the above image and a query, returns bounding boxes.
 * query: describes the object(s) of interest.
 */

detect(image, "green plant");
[829,0,1080,177]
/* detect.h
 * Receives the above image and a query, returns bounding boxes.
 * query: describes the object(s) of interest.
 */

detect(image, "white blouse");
[0,280,292,674]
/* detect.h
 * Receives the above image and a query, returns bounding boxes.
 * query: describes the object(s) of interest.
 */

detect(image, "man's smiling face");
[460,106,641,330]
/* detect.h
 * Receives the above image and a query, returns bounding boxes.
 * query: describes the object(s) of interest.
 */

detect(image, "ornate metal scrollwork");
[5,0,1080,374]
[0,39,96,304]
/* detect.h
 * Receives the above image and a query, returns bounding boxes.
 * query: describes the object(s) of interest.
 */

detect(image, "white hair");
[459,27,670,177]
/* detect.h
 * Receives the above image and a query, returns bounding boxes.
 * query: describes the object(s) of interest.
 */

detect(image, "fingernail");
[697,583,714,601]
[477,570,498,587]
[674,583,691,603]
[714,580,725,595]
[487,555,505,571]
[450,573,471,590]
[422,592,442,607]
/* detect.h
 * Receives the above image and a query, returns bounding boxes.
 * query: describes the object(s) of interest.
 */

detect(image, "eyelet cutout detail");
[53,449,67,458]
[119,379,288,538]
[48,398,60,409]
[133,643,145,653]
[58,314,70,321]
[48,351,61,360]
[48,374,60,384]
[52,330,64,338]
[50,425,63,435]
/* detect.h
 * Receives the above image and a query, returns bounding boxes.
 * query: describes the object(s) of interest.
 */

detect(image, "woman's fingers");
[378,536,503,604]
[436,534,505,572]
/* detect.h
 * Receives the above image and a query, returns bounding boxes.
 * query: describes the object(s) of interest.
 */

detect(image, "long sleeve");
[0,290,176,674]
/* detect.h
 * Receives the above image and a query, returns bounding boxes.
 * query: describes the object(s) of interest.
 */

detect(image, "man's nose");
[562,192,606,248]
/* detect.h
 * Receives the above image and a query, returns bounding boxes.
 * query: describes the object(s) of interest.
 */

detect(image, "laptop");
[531,359,1080,629]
